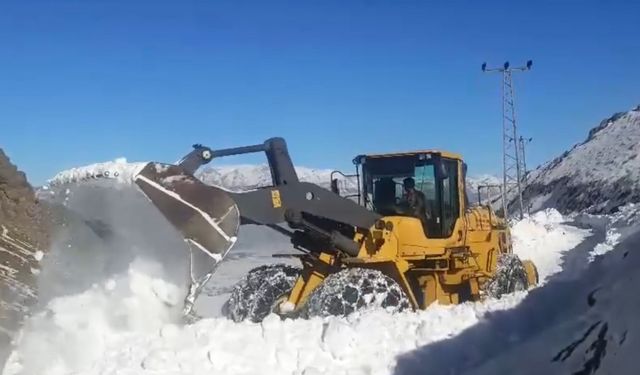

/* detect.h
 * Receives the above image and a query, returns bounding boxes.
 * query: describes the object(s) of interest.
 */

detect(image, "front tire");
[303,268,410,318]
[486,253,530,298]
[222,263,301,322]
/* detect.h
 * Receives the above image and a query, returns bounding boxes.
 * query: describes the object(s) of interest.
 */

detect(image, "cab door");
[437,158,462,241]
[397,156,465,256]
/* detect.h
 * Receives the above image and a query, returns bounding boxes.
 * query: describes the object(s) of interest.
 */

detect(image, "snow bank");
[3,286,525,375]
[511,208,591,282]
[2,209,589,375]
[587,202,640,262]
[588,228,621,262]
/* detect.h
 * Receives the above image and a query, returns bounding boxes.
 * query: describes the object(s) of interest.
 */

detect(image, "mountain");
[197,165,500,205]
[44,160,499,206]
[465,174,502,205]
[522,105,640,215]
[195,164,359,194]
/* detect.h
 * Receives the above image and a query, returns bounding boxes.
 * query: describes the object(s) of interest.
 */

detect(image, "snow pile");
[33,295,527,375]
[3,257,184,375]
[1,209,588,375]
[46,158,147,187]
[589,228,621,262]
[510,208,591,282]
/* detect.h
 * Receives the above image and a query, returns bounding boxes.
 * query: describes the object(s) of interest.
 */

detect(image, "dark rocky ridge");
[0,149,52,365]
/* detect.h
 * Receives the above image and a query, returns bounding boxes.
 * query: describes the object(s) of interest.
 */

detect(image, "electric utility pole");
[519,135,533,187]
[482,60,532,220]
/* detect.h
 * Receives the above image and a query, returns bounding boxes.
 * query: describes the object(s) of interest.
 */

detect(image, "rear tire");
[303,268,410,318]
[486,253,530,299]
[222,263,301,322]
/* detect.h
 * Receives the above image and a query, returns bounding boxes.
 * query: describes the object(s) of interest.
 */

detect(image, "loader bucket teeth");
[133,162,240,261]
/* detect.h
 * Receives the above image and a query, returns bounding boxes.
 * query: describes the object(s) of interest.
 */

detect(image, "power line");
[482,60,532,220]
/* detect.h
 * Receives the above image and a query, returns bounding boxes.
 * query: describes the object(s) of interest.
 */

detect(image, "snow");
[32,251,43,262]
[1,208,589,375]
[46,158,147,188]
[586,202,640,262]
[510,208,590,282]
[2,258,184,375]
[529,108,640,186]
[588,228,620,262]
[392,212,640,375]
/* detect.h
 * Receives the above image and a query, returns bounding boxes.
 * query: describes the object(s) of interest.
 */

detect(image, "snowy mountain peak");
[585,105,639,144]
[524,106,640,214]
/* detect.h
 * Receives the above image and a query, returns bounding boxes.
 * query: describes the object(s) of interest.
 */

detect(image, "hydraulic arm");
[132,137,381,262]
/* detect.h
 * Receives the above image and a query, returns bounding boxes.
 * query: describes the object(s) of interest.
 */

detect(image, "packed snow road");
[2,205,592,375]
[394,205,640,375]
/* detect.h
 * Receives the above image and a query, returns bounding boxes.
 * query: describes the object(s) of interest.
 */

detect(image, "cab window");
[362,155,461,239]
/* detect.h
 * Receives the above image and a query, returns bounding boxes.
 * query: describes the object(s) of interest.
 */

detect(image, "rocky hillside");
[522,105,640,214]
[0,149,51,364]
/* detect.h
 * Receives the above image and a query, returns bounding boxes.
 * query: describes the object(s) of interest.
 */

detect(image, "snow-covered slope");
[523,105,640,214]
[465,174,502,206]
[394,205,640,375]
[2,209,589,375]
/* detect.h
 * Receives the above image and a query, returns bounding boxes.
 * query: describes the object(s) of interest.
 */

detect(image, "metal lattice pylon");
[482,60,532,220]
[518,136,532,190]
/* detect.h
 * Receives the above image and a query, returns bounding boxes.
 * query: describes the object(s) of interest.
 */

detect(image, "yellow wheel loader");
[130,137,539,322]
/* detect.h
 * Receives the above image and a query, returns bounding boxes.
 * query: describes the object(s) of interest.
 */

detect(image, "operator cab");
[352,151,465,239]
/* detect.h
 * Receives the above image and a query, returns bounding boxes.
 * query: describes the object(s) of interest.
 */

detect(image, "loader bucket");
[133,162,240,262]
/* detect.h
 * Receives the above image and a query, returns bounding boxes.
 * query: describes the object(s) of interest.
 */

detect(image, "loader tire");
[222,263,300,323]
[303,268,410,318]
[486,253,530,299]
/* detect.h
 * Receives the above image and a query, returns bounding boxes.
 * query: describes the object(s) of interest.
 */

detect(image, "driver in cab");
[400,177,429,223]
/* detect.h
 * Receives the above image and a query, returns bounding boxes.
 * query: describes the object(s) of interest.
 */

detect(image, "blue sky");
[1,0,638,185]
